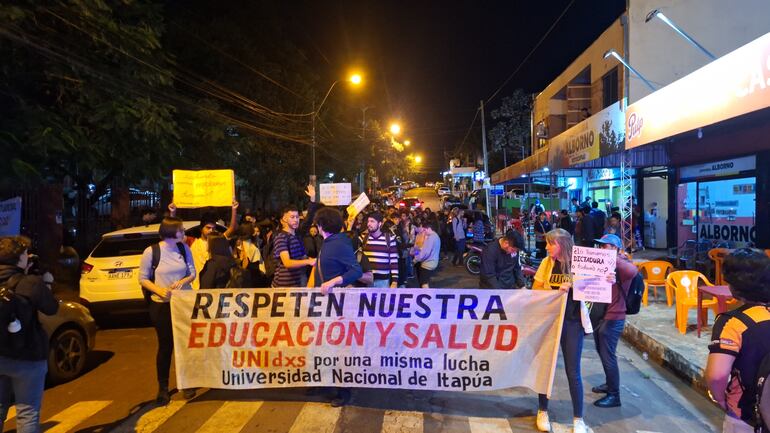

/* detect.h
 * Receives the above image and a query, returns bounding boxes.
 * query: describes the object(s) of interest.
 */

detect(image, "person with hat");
[589,234,639,408]
[479,230,527,289]
[361,211,399,288]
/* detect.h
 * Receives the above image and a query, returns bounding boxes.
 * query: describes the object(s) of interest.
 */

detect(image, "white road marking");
[382,410,424,433]
[288,402,341,433]
[197,400,263,433]
[44,400,111,433]
[111,400,186,433]
[468,416,514,433]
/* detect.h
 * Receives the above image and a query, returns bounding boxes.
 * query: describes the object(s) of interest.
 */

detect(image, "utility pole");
[480,100,492,221]
[311,100,316,188]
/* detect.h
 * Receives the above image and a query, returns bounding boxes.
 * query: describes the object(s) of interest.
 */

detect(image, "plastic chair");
[666,271,719,334]
[708,248,730,285]
[638,261,674,307]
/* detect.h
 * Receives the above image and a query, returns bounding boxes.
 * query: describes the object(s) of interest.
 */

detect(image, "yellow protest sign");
[173,169,235,208]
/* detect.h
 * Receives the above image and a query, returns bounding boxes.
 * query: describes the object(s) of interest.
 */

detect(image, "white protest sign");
[0,197,22,236]
[171,288,567,396]
[319,183,352,206]
[346,193,370,219]
[571,246,616,303]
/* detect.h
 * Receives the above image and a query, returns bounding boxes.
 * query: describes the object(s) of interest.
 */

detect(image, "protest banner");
[571,246,616,303]
[172,169,235,208]
[171,288,566,396]
[319,183,352,206]
[0,197,21,236]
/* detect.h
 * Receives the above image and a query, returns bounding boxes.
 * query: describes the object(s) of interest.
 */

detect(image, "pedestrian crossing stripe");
[197,401,263,433]
[287,402,342,433]
[111,400,186,433]
[42,401,111,433]
[468,416,513,433]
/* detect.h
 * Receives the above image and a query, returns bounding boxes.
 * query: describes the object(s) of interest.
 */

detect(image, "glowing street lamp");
[404,140,411,146]
[389,123,402,135]
[350,73,363,86]
[414,155,423,164]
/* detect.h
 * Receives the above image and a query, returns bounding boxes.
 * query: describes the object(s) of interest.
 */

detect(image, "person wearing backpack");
[138,217,196,405]
[706,249,770,433]
[0,236,58,433]
[199,235,250,289]
[589,234,639,409]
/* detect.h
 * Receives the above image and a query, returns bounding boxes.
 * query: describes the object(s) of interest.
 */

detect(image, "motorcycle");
[463,242,538,287]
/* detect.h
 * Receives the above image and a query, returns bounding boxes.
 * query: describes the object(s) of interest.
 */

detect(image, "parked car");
[440,195,464,210]
[41,300,97,384]
[79,221,201,316]
[398,197,424,211]
[437,186,451,196]
[425,181,435,188]
[386,185,404,198]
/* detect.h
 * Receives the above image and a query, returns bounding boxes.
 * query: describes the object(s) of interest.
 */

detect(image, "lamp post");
[311,74,363,184]
[645,9,716,60]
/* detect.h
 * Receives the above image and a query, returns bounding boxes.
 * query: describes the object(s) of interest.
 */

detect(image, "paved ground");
[408,187,442,212]
[2,264,724,433]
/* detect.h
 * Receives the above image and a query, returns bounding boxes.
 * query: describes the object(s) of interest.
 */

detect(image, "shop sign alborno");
[626,31,770,150]
[548,100,625,170]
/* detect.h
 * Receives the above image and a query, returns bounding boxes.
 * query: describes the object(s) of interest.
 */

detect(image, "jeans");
[594,319,625,395]
[538,319,584,418]
[149,301,174,389]
[372,278,390,288]
[0,356,47,433]
[397,257,408,286]
[452,239,466,265]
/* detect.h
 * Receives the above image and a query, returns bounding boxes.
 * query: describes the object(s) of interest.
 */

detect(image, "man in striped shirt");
[362,211,399,288]
[272,205,316,288]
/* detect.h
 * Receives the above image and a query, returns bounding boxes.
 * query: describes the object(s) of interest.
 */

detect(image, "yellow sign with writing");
[173,169,235,208]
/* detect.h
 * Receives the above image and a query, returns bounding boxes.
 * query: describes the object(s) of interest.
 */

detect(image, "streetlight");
[312,73,363,183]
[414,155,422,164]
[404,140,411,146]
[603,49,657,91]
[389,123,401,135]
[645,9,716,60]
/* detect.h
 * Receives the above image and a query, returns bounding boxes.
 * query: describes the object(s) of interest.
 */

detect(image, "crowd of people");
[4,183,770,433]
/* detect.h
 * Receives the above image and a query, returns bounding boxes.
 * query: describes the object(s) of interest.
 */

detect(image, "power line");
[452,107,481,157]
[485,0,576,104]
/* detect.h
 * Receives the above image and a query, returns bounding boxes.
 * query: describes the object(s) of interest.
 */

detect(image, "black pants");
[149,301,174,389]
[594,319,625,395]
[538,319,584,418]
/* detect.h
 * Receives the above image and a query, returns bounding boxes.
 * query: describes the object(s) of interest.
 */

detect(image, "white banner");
[0,197,22,236]
[171,288,566,396]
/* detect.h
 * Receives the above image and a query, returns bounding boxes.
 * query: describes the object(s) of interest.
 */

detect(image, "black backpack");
[262,235,278,283]
[0,274,34,352]
[144,242,188,302]
[624,272,646,315]
[755,351,770,432]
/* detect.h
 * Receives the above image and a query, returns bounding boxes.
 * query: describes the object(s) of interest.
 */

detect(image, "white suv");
[79,221,199,315]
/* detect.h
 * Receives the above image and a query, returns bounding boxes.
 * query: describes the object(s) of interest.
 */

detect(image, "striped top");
[361,231,399,282]
[272,231,307,287]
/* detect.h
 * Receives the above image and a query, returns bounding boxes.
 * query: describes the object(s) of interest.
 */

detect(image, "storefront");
[675,155,757,249]
[625,31,770,250]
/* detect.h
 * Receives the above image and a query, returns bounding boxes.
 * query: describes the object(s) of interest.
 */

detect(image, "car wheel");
[48,328,87,384]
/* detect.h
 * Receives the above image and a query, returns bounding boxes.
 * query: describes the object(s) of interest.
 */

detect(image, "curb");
[622,320,708,395]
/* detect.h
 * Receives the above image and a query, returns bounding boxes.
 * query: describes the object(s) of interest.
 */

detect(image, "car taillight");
[399,202,405,207]
[81,262,94,274]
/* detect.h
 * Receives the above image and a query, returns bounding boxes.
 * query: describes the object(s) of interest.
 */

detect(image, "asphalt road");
[405,187,442,213]
[2,265,724,433]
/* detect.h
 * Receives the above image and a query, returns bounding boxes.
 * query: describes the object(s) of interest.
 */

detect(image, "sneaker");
[573,418,588,433]
[536,410,551,432]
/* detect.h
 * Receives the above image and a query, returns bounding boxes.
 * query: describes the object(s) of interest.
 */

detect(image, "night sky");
[291,0,626,174]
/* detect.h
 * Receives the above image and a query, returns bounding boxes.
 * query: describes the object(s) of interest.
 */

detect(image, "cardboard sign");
[171,288,567,396]
[173,169,234,208]
[571,246,616,303]
[346,193,370,219]
[0,197,22,236]
[320,183,352,206]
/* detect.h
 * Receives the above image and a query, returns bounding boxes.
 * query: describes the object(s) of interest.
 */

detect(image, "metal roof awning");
[491,148,549,185]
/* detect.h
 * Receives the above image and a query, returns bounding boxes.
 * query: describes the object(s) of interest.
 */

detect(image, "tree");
[488,89,532,169]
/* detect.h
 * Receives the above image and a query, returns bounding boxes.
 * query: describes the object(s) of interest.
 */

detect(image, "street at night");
[2,1,770,433]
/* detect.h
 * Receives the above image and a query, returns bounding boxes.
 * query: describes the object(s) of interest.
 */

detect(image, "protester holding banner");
[308,206,362,407]
[532,228,589,433]
[137,217,196,404]
[590,234,638,408]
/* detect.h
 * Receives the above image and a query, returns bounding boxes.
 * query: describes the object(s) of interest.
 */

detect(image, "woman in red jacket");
[590,234,639,408]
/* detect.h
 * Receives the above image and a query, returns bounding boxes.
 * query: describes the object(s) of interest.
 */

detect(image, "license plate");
[108,271,132,280]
